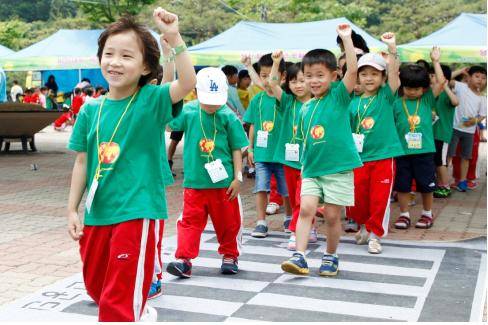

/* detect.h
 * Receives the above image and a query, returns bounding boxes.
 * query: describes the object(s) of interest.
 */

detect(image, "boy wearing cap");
[346,33,404,254]
[166,67,249,277]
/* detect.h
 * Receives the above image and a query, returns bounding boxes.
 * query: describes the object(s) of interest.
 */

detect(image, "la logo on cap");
[209,80,219,92]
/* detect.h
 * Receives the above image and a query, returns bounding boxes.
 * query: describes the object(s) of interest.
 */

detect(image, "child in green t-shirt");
[243,53,293,239]
[165,67,248,278]
[281,24,362,277]
[66,9,196,322]
[392,49,444,231]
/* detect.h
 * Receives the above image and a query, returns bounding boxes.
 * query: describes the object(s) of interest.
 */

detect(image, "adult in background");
[45,75,59,96]
[10,80,23,102]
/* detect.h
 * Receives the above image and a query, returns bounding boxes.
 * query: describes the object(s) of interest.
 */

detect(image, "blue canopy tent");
[398,13,487,63]
[188,18,386,66]
[0,29,162,92]
[0,45,14,57]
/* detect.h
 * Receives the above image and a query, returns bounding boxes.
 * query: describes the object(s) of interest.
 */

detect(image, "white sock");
[422,210,432,218]
[369,232,380,240]
[400,211,410,218]
[325,252,338,258]
[295,251,306,258]
[257,220,267,227]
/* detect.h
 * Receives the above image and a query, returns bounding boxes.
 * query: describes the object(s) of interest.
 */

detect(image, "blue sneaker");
[148,279,162,300]
[281,253,309,275]
[319,254,339,276]
[456,180,468,192]
[166,259,192,278]
[221,256,239,274]
[251,224,268,238]
[283,218,292,233]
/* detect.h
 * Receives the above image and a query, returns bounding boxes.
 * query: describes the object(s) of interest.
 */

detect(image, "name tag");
[405,132,422,149]
[204,159,229,183]
[256,130,269,148]
[85,178,98,213]
[285,143,300,161]
[352,133,365,153]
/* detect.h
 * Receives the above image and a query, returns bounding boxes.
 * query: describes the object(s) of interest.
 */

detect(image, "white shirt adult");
[10,84,23,102]
[453,81,487,134]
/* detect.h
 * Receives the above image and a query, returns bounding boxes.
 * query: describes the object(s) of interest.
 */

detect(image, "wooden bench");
[0,103,63,153]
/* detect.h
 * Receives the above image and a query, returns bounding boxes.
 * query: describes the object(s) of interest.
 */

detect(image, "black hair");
[258,53,285,73]
[74,87,82,95]
[238,69,250,79]
[415,59,430,72]
[84,87,94,97]
[155,64,164,84]
[40,86,48,92]
[468,66,487,76]
[285,61,294,71]
[13,80,18,84]
[302,49,337,71]
[336,30,370,53]
[428,64,452,81]
[221,65,238,77]
[399,64,430,89]
[283,62,303,95]
[252,62,260,74]
[81,78,91,83]
[95,85,105,92]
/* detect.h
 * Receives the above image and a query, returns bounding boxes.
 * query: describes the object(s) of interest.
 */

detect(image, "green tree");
[77,0,157,23]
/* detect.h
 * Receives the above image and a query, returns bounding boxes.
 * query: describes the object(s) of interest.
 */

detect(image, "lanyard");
[402,98,420,132]
[95,90,138,180]
[258,93,277,132]
[302,98,323,147]
[199,107,217,162]
[355,95,376,133]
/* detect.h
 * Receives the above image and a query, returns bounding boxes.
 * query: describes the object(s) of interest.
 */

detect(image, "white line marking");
[150,295,243,316]
[470,253,487,322]
[162,273,269,292]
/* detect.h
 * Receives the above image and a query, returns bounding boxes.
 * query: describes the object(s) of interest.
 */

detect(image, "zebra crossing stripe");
[162,273,269,292]
[150,295,243,316]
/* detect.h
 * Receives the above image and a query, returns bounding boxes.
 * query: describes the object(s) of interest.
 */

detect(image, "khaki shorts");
[301,171,354,206]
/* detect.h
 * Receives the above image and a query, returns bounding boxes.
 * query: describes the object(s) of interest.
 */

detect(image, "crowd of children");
[65,7,487,322]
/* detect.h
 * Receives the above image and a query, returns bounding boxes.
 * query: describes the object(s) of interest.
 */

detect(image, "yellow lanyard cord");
[258,93,277,132]
[303,98,323,147]
[199,107,217,162]
[402,98,420,133]
[355,95,376,133]
[95,90,138,180]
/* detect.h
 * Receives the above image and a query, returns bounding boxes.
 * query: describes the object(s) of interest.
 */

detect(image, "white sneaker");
[287,234,296,251]
[368,238,382,254]
[266,202,280,215]
[308,228,318,243]
[140,305,157,322]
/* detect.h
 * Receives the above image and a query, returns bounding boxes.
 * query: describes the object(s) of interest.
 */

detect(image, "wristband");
[248,148,254,153]
[172,43,187,56]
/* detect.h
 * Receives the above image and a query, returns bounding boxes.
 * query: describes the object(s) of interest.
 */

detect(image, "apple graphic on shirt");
[262,121,274,132]
[310,125,325,140]
[98,142,120,164]
[199,139,215,153]
[361,117,375,130]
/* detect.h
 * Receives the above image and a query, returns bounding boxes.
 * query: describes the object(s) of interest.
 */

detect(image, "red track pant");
[176,188,243,260]
[155,220,165,281]
[269,175,283,206]
[80,219,156,322]
[452,127,480,181]
[283,165,302,232]
[347,158,396,237]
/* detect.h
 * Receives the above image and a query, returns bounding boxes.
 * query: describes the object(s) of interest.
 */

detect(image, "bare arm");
[337,24,358,93]
[153,8,196,104]
[241,54,264,89]
[160,37,175,84]
[269,50,284,100]
[67,152,87,241]
[444,82,460,107]
[226,149,243,200]
[381,32,400,92]
[247,124,255,167]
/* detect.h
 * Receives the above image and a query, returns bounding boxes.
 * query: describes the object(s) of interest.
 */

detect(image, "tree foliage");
[77,0,157,23]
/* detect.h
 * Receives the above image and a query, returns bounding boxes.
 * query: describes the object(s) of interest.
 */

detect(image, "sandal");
[415,215,433,229]
[394,215,411,229]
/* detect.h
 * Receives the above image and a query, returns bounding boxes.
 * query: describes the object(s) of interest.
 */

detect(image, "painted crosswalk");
[0,229,485,322]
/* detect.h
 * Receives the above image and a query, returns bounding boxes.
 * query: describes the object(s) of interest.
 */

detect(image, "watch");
[237,171,243,182]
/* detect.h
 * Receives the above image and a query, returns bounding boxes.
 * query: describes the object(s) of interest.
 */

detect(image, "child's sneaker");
[319,254,339,276]
[283,218,292,233]
[140,305,158,322]
[394,215,411,229]
[467,180,478,190]
[308,227,318,243]
[368,238,382,254]
[433,187,450,198]
[344,219,359,233]
[147,279,162,300]
[266,202,280,215]
[166,259,192,278]
[281,253,309,275]
[456,180,468,192]
[287,234,296,251]
[221,256,238,274]
[251,224,268,238]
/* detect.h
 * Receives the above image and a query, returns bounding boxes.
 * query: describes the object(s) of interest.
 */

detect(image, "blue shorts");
[254,162,289,196]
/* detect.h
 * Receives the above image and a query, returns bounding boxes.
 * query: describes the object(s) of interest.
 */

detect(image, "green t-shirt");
[169,100,249,189]
[68,84,174,226]
[299,82,362,178]
[393,89,436,155]
[349,85,404,162]
[433,91,456,143]
[273,91,305,170]
[243,92,282,163]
